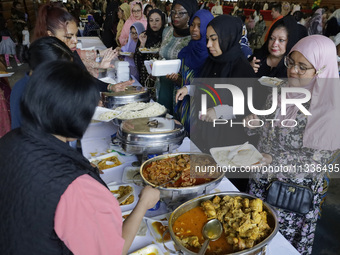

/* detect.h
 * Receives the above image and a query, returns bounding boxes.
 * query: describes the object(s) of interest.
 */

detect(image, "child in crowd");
[0,20,22,69]
[22,25,30,47]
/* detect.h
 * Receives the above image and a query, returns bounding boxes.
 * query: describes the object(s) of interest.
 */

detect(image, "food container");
[101,86,149,109]
[166,192,279,255]
[115,118,185,155]
[129,244,165,255]
[89,152,124,172]
[145,213,171,243]
[140,153,224,204]
[108,184,137,209]
[144,59,181,76]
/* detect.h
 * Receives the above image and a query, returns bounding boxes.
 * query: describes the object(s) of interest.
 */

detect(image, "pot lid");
[120,117,181,134]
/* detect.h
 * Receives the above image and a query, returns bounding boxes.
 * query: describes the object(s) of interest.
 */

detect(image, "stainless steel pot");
[140,153,225,204]
[115,118,185,155]
[101,86,149,109]
[166,192,279,255]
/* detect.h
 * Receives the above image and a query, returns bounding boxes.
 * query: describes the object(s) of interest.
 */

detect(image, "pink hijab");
[291,35,340,150]
[119,1,147,46]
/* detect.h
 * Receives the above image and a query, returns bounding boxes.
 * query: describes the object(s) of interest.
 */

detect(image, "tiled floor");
[6,58,340,255]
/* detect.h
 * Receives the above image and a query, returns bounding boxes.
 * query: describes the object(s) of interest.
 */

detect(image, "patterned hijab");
[305,8,325,35]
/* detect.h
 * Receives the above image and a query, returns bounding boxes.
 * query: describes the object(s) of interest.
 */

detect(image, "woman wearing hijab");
[176,15,264,192]
[178,9,214,77]
[157,0,198,114]
[121,22,145,81]
[116,3,131,47]
[120,1,147,47]
[305,8,325,35]
[245,35,340,255]
[134,9,165,96]
[177,15,258,124]
[250,15,308,78]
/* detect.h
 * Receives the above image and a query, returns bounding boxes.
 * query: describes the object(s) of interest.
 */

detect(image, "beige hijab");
[116,3,131,46]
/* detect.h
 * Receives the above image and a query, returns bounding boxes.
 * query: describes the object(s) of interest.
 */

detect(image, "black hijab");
[144,9,166,48]
[172,0,198,36]
[200,15,244,78]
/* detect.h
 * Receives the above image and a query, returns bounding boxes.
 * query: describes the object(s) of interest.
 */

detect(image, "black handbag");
[266,180,313,215]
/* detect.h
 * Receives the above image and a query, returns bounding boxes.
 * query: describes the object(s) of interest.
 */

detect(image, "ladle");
[198,219,223,255]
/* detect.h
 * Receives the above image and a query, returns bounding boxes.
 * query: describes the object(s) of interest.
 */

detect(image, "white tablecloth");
[81,122,300,255]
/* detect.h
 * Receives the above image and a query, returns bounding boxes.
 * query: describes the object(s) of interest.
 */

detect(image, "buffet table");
[81,121,300,254]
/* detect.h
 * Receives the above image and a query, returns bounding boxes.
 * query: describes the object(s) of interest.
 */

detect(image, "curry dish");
[142,154,219,188]
[110,185,134,205]
[172,196,272,254]
[94,156,122,171]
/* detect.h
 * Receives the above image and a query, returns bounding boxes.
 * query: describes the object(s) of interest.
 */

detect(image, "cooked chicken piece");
[250,198,263,212]
[245,239,255,248]
[240,226,260,240]
[252,212,262,224]
[212,195,221,204]
[242,198,250,208]
[181,236,201,248]
[201,200,217,219]
[232,208,245,219]
[236,237,246,251]
[237,218,257,233]
[216,208,227,222]
[222,195,231,202]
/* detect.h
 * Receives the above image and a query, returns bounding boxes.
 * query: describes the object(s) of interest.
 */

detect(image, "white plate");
[99,77,116,84]
[258,76,284,87]
[92,106,122,122]
[120,52,132,56]
[89,152,124,171]
[108,184,137,208]
[122,210,147,236]
[210,143,263,168]
[129,244,164,255]
[122,166,143,184]
[144,59,181,77]
[139,48,159,54]
[0,72,14,77]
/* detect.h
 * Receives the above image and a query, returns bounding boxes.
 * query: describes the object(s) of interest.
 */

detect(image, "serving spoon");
[198,219,223,255]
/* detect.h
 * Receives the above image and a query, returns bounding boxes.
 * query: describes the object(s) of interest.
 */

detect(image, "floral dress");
[247,86,335,255]
[134,41,161,100]
[157,26,191,114]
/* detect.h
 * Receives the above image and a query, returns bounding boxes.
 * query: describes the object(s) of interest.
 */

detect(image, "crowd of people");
[1,1,340,255]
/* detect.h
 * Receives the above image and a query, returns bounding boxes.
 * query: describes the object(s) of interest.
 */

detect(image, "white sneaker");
[7,66,12,69]
[17,63,23,67]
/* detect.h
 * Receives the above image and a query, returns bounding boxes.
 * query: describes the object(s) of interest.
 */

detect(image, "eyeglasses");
[284,56,314,75]
[132,9,142,13]
[170,10,188,18]
[130,32,138,36]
